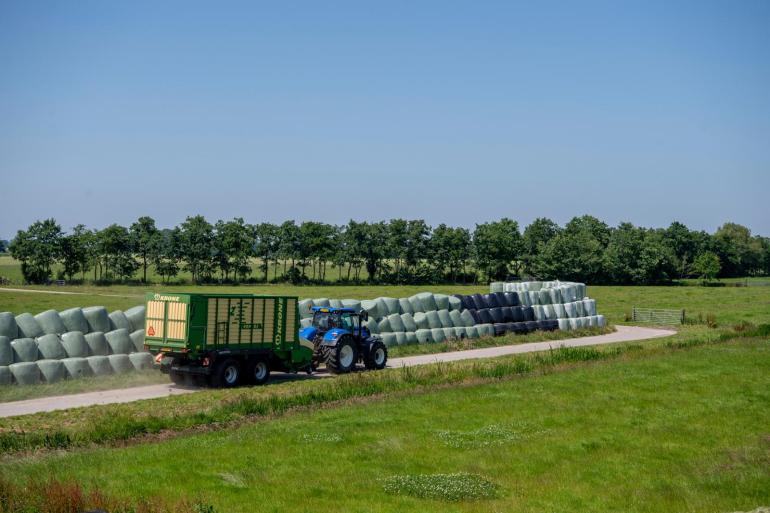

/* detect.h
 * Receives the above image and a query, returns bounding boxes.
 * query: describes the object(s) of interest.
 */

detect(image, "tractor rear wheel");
[364,341,388,370]
[326,337,357,374]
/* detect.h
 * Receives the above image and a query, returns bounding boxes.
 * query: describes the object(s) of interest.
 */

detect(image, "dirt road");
[0,325,674,418]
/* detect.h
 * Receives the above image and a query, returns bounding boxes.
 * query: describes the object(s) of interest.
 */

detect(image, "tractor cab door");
[340,312,361,340]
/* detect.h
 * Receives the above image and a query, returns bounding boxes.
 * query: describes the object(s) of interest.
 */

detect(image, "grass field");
[1,333,768,512]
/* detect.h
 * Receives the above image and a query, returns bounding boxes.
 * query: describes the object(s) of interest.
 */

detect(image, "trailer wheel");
[326,337,357,374]
[364,341,388,370]
[211,358,241,388]
[169,370,186,385]
[249,358,271,385]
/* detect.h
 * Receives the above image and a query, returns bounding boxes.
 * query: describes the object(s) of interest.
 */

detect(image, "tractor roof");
[310,306,358,313]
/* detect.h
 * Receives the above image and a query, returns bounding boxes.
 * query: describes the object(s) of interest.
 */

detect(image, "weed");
[436,423,546,449]
[382,472,499,501]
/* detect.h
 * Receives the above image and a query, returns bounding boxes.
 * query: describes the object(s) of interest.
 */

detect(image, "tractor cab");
[299,307,386,374]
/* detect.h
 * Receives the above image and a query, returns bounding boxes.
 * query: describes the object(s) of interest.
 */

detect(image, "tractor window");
[340,313,355,331]
[313,311,340,330]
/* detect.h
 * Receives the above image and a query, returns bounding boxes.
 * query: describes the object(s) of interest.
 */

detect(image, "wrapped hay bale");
[0,312,18,339]
[561,285,577,303]
[61,332,89,358]
[341,299,362,312]
[130,330,145,352]
[108,311,132,332]
[35,310,66,335]
[15,313,43,339]
[558,318,570,330]
[477,309,493,324]
[532,305,545,321]
[503,292,520,307]
[588,316,597,328]
[437,309,453,328]
[381,333,397,348]
[85,332,109,356]
[415,329,433,344]
[548,288,562,305]
[564,302,577,318]
[377,317,392,333]
[397,298,414,315]
[448,296,462,311]
[404,331,418,345]
[425,311,442,329]
[380,297,399,315]
[37,359,65,383]
[465,326,478,338]
[329,299,344,309]
[387,313,405,333]
[416,292,438,312]
[538,290,551,305]
[11,338,38,362]
[0,366,10,385]
[105,329,133,355]
[510,306,524,323]
[575,301,585,317]
[124,305,146,332]
[87,355,112,376]
[477,323,494,337]
[448,309,463,327]
[364,319,379,334]
[108,354,133,374]
[524,321,539,332]
[0,336,11,366]
[442,327,455,340]
[583,299,596,316]
[407,294,423,313]
[483,293,500,308]
[62,357,91,379]
[10,362,39,385]
[597,315,606,327]
[298,299,315,318]
[60,308,89,334]
[314,298,330,307]
[83,307,111,333]
[542,305,555,320]
[471,294,487,310]
[360,300,381,319]
[488,308,504,324]
[413,312,429,330]
[434,294,450,311]
[568,318,579,330]
[490,282,505,293]
[300,318,312,328]
[459,310,476,327]
[401,313,418,332]
[431,328,446,343]
[527,291,539,306]
[129,352,154,371]
[523,306,535,322]
[576,283,587,299]
[553,304,567,319]
[36,334,66,360]
[394,332,407,346]
[453,327,466,339]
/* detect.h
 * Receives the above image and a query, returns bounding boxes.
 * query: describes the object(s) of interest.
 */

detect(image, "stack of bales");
[452,292,558,337]
[488,281,606,330]
[298,293,479,347]
[0,305,154,386]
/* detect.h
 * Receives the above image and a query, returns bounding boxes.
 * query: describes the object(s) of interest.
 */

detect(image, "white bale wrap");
[401,313,418,332]
[588,316,597,328]
[431,328,446,343]
[538,290,551,305]
[415,329,433,344]
[528,292,540,306]
[124,305,146,332]
[387,314,405,333]
[0,336,11,366]
[381,297,400,315]
[437,310,453,328]
[11,338,38,362]
[597,315,606,327]
[460,310,476,327]
[434,294,450,311]
[532,305,545,321]
[425,311,442,329]
[490,282,505,293]
[413,312,430,330]
[453,327,467,339]
[108,310,132,332]
[575,301,585,318]
[298,299,315,318]
[0,366,10,385]
[130,330,145,352]
[35,310,67,335]
[394,332,407,346]
[341,299,362,312]
[517,292,530,307]
[477,324,494,337]
[448,309,463,328]
[558,319,571,330]
[37,359,65,383]
[407,295,424,313]
[87,355,112,376]
[60,308,89,334]
[465,326,478,338]
[329,299,344,309]
[564,302,577,318]
[569,318,579,330]
[10,362,39,385]
[404,331,418,345]
[553,304,567,319]
[314,298,330,307]
[129,352,154,370]
[61,331,89,358]
[548,288,562,305]
[0,312,19,339]
[300,318,312,328]
[583,299,597,316]
[377,318,392,333]
[62,357,91,379]
[83,307,111,333]
[448,296,462,311]
[85,332,109,356]
[398,298,414,315]
[36,334,66,360]
[543,305,556,320]
[381,333,397,348]
[105,329,134,354]
[365,319,379,334]
[443,327,457,340]
[416,292,438,312]
[360,300,382,319]
[108,354,133,374]
[15,313,43,339]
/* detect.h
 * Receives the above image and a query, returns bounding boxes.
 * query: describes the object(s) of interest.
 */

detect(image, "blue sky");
[1,0,768,238]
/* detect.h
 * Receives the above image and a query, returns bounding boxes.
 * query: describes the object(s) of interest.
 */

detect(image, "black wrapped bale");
[510,322,527,334]
[523,306,535,322]
[478,309,494,324]
[525,321,539,332]
[504,292,520,307]
[493,292,508,308]
[11,338,38,362]
[35,310,67,335]
[456,295,474,310]
[501,307,514,323]
[15,313,43,339]
[467,309,481,324]
[544,320,559,331]
[37,334,66,360]
[511,306,524,323]
[483,293,500,308]
[489,308,504,324]
[493,324,508,337]
[471,294,487,310]
[60,308,90,334]
[0,312,18,339]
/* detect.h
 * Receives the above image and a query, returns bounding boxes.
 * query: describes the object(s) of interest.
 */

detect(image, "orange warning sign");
[148,326,155,336]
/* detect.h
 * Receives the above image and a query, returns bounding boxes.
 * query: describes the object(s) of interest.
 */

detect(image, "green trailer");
[143,292,313,387]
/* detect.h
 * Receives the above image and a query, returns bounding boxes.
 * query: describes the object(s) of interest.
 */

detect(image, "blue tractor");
[299,307,388,374]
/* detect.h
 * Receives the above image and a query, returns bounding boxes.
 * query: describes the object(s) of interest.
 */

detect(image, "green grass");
[1,332,768,512]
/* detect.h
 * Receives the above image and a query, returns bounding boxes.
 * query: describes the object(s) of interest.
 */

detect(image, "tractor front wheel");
[364,341,388,370]
[326,337,358,374]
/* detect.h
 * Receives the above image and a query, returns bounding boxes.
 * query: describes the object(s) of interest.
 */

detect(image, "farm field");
[1,332,768,512]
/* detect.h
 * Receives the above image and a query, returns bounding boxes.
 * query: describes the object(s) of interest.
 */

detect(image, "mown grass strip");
[1,325,762,456]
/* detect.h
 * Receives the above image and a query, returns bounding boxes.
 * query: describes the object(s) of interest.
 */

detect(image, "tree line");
[6,215,770,286]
